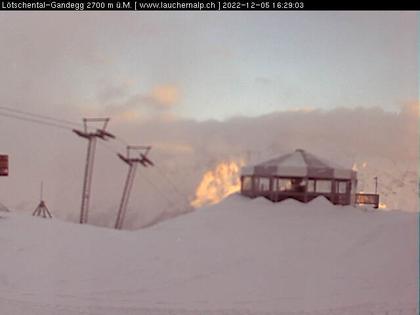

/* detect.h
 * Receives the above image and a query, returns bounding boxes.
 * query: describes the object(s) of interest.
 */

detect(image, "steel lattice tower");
[73,118,115,224]
[114,145,154,230]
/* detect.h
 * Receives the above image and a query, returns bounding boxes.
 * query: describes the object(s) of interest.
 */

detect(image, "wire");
[97,141,120,155]
[139,171,189,213]
[0,105,81,127]
[0,105,192,214]
[154,165,192,202]
[115,136,129,146]
[0,111,73,130]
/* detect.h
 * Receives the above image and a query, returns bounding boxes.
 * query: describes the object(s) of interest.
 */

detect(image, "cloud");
[95,84,181,123]
[151,85,181,108]
[124,85,180,111]
[0,13,417,230]
[0,104,417,231]
[255,77,273,85]
[153,142,194,154]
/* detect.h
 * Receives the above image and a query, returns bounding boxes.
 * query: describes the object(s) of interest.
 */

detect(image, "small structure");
[355,193,380,208]
[32,182,52,218]
[240,149,359,206]
[32,200,52,218]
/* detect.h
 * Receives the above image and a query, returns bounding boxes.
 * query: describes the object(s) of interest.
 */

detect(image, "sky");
[0,12,418,227]
[0,12,417,121]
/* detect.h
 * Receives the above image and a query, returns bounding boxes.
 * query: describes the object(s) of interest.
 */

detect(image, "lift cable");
[0,105,82,127]
[0,111,73,131]
[0,110,125,156]
[1,107,136,155]
[139,170,188,214]
[153,165,192,204]
[115,136,129,146]
[0,107,193,218]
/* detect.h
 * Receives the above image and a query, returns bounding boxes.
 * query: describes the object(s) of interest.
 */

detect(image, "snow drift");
[0,194,418,314]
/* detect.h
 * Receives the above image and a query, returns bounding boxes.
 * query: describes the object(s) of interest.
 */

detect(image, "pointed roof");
[241,149,356,179]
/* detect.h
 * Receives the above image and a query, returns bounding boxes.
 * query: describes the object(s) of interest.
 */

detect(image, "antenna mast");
[114,145,154,230]
[73,118,115,224]
[374,176,378,195]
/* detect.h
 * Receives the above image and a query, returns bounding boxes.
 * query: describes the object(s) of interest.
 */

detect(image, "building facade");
[240,149,357,206]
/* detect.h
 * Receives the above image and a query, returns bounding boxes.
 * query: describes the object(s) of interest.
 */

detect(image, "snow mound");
[307,195,334,207]
[0,197,417,315]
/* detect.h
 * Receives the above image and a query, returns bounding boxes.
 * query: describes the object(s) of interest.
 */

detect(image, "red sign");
[0,155,8,176]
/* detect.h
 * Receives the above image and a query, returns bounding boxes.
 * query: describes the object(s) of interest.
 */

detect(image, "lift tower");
[73,118,115,224]
[114,145,154,230]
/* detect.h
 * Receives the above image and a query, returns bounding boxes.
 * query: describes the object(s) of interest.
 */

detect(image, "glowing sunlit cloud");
[114,110,141,123]
[151,84,181,108]
[191,160,245,208]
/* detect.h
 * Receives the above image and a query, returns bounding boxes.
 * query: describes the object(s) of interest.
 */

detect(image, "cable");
[0,105,192,213]
[115,136,129,146]
[0,105,81,127]
[0,111,72,130]
[97,141,120,155]
[154,165,192,202]
[139,171,189,213]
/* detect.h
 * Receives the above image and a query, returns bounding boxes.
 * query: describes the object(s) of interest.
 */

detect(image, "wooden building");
[240,149,358,206]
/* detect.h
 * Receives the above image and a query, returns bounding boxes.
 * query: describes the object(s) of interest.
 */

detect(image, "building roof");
[241,149,356,180]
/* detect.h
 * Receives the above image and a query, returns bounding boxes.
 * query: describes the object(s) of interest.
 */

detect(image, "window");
[316,180,331,193]
[307,180,315,192]
[242,176,252,191]
[337,181,348,194]
[257,177,270,191]
[277,179,292,192]
[274,178,307,192]
[291,178,306,193]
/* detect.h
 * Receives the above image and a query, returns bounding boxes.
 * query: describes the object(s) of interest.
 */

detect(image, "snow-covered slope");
[0,195,418,314]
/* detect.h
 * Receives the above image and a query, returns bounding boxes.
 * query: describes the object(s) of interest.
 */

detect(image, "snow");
[0,194,418,314]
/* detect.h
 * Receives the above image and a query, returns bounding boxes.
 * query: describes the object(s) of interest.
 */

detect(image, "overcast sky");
[0,11,417,121]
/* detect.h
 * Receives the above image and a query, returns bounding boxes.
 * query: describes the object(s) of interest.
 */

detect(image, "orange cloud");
[113,110,141,123]
[151,84,180,108]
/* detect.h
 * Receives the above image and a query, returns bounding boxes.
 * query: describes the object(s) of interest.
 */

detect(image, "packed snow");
[0,194,418,314]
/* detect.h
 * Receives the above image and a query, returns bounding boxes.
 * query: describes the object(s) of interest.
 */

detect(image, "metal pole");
[74,117,114,225]
[115,163,138,230]
[80,137,91,223]
[374,176,378,194]
[80,136,97,224]
[114,145,153,230]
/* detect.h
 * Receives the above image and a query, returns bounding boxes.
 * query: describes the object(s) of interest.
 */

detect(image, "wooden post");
[303,177,308,203]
